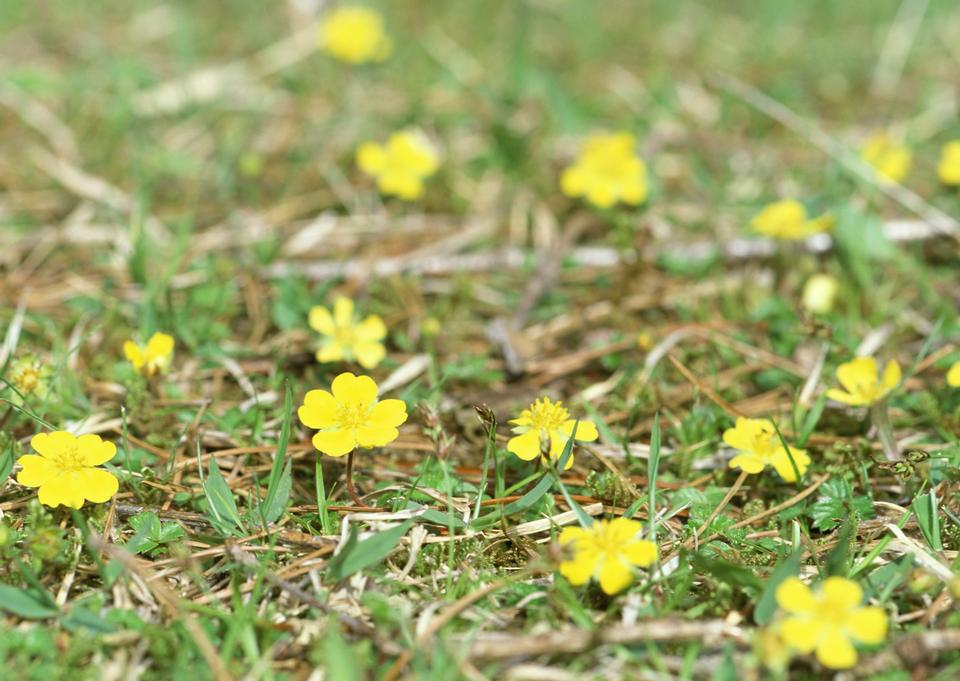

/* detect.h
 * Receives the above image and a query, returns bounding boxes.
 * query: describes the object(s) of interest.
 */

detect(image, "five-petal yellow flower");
[722,417,810,482]
[861,133,911,183]
[507,396,598,469]
[558,517,657,595]
[309,297,387,369]
[750,200,834,240]
[298,372,407,457]
[319,6,392,64]
[776,576,887,669]
[561,132,648,208]
[826,357,900,406]
[356,130,439,200]
[938,140,960,186]
[123,332,175,377]
[16,432,119,509]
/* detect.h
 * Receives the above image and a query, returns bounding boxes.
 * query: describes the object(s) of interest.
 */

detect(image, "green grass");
[2,0,960,679]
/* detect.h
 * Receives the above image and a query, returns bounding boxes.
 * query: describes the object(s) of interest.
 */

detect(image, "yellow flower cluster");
[561,132,648,208]
[319,6,392,65]
[309,297,387,369]
[507,396,598,470]
[124,332,175,377]
[16,432,118,509]
[750,200,834,240]
[558,518,657,595]
[356,129,440,200]
[938,140,960,186]
[827,356,900,406]
[722,417,810,482]
[861,133,911,183]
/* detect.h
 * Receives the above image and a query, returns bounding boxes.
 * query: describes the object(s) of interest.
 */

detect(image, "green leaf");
[754,552,800,624]
[263,383,293,524]
[912,488,943,552]
[403,502,466,529]
[645,413,662,538]
[203,458,245,536]
[825,517,853,576]
[326,519,414,582]
[689,552,763,593]
[0,584,59,620]
[0,441,14,482]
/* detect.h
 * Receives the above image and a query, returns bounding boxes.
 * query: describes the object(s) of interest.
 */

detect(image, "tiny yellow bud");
[801,274,838,314]
[422,317,441,337]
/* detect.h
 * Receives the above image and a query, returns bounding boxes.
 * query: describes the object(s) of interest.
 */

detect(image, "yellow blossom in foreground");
[309,297,387,369]
[826,357,900,406]
[356,130,439,200]
[861,133,911,183]
[561,132,648,208]
[123,332,175,377]
[750,200,834,240]
[558,517,657,595]
[507,396,599,470]
[16,432,118,509]
[947,361,960,388]
[801,273,839,314]
[776,576,887,669]
[722,417,810,482]
[938,140,960,186]
[298,372,407,457]
[319,6,391,64]
[8,354,51,404]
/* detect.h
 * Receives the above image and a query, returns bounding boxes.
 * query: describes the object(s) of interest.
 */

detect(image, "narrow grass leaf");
[203,458,245,536]
[0,584,59,620]
[263,382,293,523]
[754,552,800,624]
[327,519,415,582]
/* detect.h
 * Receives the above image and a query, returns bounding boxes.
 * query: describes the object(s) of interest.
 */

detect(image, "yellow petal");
[31,431,76,458]
[563,419,599,442]
[623,539,658,567]
[729,453,766,474]
[77,434,116,466]
[309,306,335,335]
[821,577,862,610]
[312,429,356,457]
[331,372,377,406]
[298,389,338,429]
[123,341,144,368]
[316,341,346,364]
[825,388,866,406]
[598,558,634,595]
[847,606,887,645]
[880,360,901,394]
[333,297,354,327]
[776,577,815,613]
[78,468,119,503]
[586,184,616,208]
[836,357,877,396]
[948,361,960,388]
[368,399,408,428]
[560,166,586,197]
[15,455,56,488]
[146,332,174,359]
[558,526,586,546]
[356,142,386,175]
[559,553,598,586]
[779,615,818,653]
[815,632,857,669]
[353,341,386,369]
[508,430,541,461]
[355,315,387,342]
[356,424,398,448]
[38,472,85,509]
[770,447,809,482]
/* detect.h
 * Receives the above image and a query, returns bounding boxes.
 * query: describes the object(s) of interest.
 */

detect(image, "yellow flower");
[123,332,175,377]
[16,432,119,509]
[558,517,657,595]
[826,357,900,406]
[319,6,391,64]
[757,624,792,671]
[750,200,834,240]
[560,132,648,208]
[356,130,439,200]
[8,354,51,404]
[722,417,810,482]
[298,372,407,457]
[421,316,441,337]
[861,133,911,183]
[776,576,887,669]
[947,361,960,388]
[938,140,960,186]
[801,273,839,314]
[507,396,599,470]
[309,297,387,369]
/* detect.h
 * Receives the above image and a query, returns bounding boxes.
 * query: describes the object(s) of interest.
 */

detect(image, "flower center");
[14,367,40,393]
[527,398,569,431]
[50,446,86,471]
[336,401,371,430]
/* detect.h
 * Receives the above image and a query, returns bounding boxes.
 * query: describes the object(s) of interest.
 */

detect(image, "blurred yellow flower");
[558,517,657,595]
[776,576,887,669]
[16,432,118,509]
[722,417,810,482]
[507,396,598,469]
[827,357,900,406]
[421,316,441,337]
[356,130,439,200]
[937,140,960,186]
[801,273,839,314]
[298,372,407,457]
[124,332,174,377]
[947,361,960,388]
[310,297,386,369]
[750,200,834,240]
[8,354,51,404]
[561,132,648,208]
[319,6,391,64]
[861,133,911,183]
[757,624,792,671]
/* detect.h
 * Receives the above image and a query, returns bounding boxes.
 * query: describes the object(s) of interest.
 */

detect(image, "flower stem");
[870,400,901,462]
[345,450,372,508]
